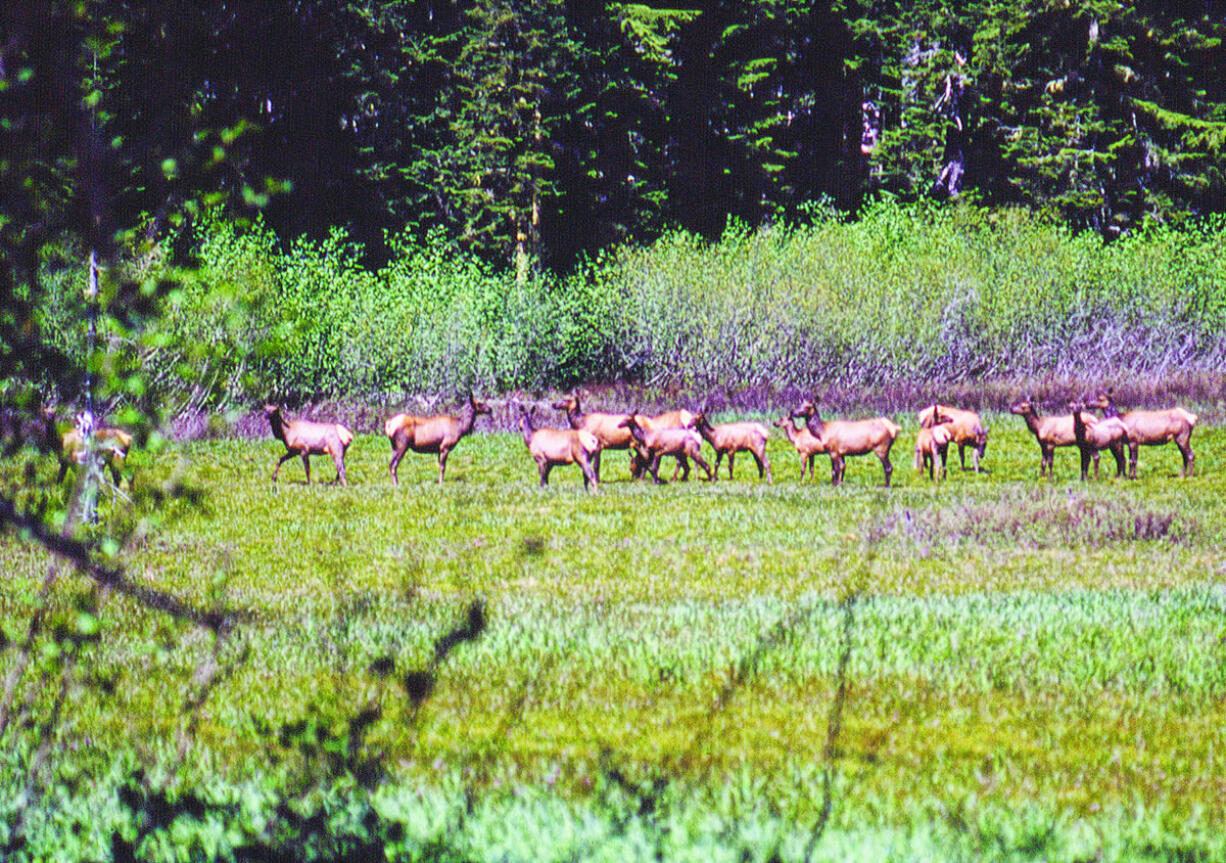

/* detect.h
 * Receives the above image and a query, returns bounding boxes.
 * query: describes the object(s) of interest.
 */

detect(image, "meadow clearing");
[2,407,1226,861]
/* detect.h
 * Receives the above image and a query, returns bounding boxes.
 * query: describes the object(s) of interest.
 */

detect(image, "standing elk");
[265,405,353,485]
[693,412,772,482]
[1095,389,1198,478]
[552,393,637,481]
[517,404,599,490]
[627,407,701,481]
[619,415,712,484]
[1068,401,1130,481]
[1009,399,1119,480]
[917,404,989,472]
[790,400,900,487]
[385,394,491,484]
[773,415,823,481]
[914,407,954,481]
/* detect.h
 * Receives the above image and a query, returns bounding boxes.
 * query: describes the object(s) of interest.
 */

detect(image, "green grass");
[3,414,1226,859]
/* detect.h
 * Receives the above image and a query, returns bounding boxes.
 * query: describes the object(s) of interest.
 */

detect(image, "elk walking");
[265,405,353,485]
[385,395,491,484]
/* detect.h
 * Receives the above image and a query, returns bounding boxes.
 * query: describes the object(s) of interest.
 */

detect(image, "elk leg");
[437,448,450,484]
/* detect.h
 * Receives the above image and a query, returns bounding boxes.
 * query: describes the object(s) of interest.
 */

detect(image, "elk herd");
[34,388,1199,491]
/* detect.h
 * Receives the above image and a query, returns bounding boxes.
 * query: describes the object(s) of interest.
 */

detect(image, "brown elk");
[917,404,989,472]
[265,405,353,485]
[517,404,599,490]
[1068,401,1130,481]
[628,407,701,481]
[790,400,900,487]
[619,415,713,484]
[693,412,772,482]
[1009,399,1113,480]
[773,415,823,481]
[384,395,491,484]
[914,407,954,481]
[1095,389,1198,478]
[551,392,637,480]
[42,406,133,486]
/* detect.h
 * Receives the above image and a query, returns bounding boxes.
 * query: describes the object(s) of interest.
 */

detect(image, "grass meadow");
[3,409,1226,860]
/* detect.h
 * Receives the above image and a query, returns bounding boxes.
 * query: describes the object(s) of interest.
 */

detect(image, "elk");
[551,392,637,480]
[518,404,599,490]
[1009,399,1111,480]
[619,414,712,484]
[790,400,900,487]
[1095,389,1198,478]
[917,404,989,472]
[914,408,954,481]
[42,406,133,486]
[773,415,823,481]
[628,407,701,481]
[1068,401,1130,481]
[693,412,772,482]
[385,394,491,484]
[265,404,353,485]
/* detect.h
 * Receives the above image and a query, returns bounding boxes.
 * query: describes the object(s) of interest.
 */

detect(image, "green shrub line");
[32,201,1226,413]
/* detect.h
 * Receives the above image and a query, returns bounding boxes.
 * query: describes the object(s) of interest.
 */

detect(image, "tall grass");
[31,202,1226,411]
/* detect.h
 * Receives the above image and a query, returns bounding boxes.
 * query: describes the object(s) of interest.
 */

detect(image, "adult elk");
[693,412,772,482]
[1009,399,1118,480]
[551,393,636,481]
[42,405,133,486]
[265,405,353,485]
[1068,401,1129,481]
[385,395,491,484]
[917,404,988,472]
[790,400,900,487]
[1095,389,1198,478]
[517,404,599,490]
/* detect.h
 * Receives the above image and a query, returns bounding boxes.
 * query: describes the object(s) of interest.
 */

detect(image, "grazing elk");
[551,393,637,481]
[790,400,900,487]
[385,394,491,484]
[773,415,823,481]
[517,404,599,490]
[619,415,712,484]
[1095,389,1198,478]
[265,404,353,485]
[693,412,772,482]
[1009,399,1113,480]
[1068,401,1129,481]
[917,404,989,472]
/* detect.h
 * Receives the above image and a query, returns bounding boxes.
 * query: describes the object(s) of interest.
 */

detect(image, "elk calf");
[917,404,988,472]
[619,415,712,484]
[265,405,353,485]
[914,408,954,481]
[773,416,823,481]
